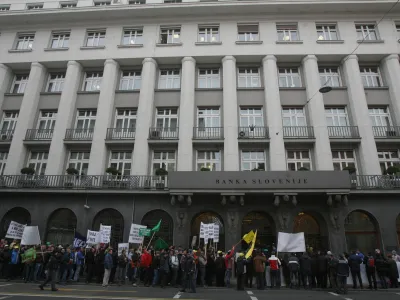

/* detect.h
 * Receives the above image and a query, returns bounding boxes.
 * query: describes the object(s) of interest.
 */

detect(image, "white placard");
[86,230,100,245]
[100,224,111,243]
[21,226,41,245]
[118,243,129,256]
[199,222,205,238]
[5,221,26,239]
[191,236,197,247]
[207,224,214,240]
[129,224,147,244]
[277,232,306,253]
[213,223,219,243]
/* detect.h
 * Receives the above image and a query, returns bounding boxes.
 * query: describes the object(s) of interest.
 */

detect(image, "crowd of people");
[0,239,399,295]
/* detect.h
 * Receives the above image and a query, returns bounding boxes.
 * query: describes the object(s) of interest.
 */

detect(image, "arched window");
[345,210,380,254]
[191,212,224,250]
[242,211,275,250]
[141,210,173,247]
[46,208,77,246]
[293,213,322,251]
[93,209,124,248]
[1,207,31,238]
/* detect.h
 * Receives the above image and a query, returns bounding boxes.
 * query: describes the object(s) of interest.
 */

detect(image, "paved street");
[0,283,399,300]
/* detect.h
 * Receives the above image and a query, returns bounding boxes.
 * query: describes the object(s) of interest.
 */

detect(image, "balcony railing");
[352,175,400,189]
[0,130,14,142]
[238,127,269,139]
[283,126,314,138]
[327,126,360,138]
[0,175,168,190]
[372,126,400,138]
[193,127,224,139]
[106,128,136,140]
[25,129,54,140]
[148,127,179,139]
[65,128,94,140]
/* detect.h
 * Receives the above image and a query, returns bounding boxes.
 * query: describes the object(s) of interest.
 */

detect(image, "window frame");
[355,23,378,41]
[60,1,77,8]
[237,24,259,42]
[27,151,48,175]
[237,68,261,88]
[377,150,400,174]
[94,0,111,6]
[241,150,266,171]
[26,3,44,10]
[159,26,181,44]
[109,151,132,176]
[0,111,19,132]
[68,151,90,175]
[15,33,35,50]
[198,25,220,43]
[360,67,383,88]
[114,109,137,130]
[197,107,220,127]
[286,150,312,171]
[119,70,142,90]
[282,107,306,127]
[46,73,65,93]
[368,107,392,127]
[276,24,299,41]
[332,150,357,172]
[151,150,176,175]
[85,30,106,47]
[316,24,339,41]
[75,110,97,129]
[155,108,178,128]
[0,152,7,175]
[196,150,221,171]
[278,67,302,88]
[121,27,143,45]
[37,111,57,130]
[239,107,264,127]
[0,4,10,11]
[10,74,29,94]
[82,71,103,92]
[50,31,70,49]
[158,69,181,89]
[325,107,349,127]
[319,67,341,87]
[198,68,221,89]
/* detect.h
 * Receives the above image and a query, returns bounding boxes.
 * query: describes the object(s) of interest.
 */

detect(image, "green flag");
[154,238,168,250]
[151,219,162,232]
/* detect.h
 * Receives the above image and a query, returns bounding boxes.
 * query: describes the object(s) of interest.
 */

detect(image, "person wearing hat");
[236,253,246,290]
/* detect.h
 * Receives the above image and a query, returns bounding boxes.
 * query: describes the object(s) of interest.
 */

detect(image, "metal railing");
[238,127,269,139]
[65,128,94,140]
[0,130,14,142]
[327,126,360,138]
[106,128,136,140]
[25,129,54,140]
[372,126,400,138]
[352,175,400,189]
[0,175,168,190]
[283,126,315,138]
[148,127,179,139]
[193,127,224,139]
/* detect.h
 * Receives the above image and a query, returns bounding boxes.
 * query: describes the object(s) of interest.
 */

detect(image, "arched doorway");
[191,211,224,250]
[293,212,328,252]
[141,210,173,247]
[242,211,275,250]
[93,209,124,248]
[1,207,31,238]
[345,210,380,254]
[46,208,77,246]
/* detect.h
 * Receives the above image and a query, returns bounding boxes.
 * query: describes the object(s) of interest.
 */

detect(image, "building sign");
[168,171,351,190]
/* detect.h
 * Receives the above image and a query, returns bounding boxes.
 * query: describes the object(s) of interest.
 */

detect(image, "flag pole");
[145,232,156,250]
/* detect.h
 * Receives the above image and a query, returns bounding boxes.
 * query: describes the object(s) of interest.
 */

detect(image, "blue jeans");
[225,269,232,287]
[152,269,159,286]
[33,263,42,282]
[73,264,82,281]
[61,265,72,283]
[68,265,76,281]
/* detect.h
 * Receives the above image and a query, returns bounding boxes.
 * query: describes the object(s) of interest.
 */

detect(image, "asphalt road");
[0,283,399,300]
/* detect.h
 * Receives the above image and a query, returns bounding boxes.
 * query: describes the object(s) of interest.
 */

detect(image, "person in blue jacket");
[102,248,113,287]
[7,246,19,281]
[73,248,85,282]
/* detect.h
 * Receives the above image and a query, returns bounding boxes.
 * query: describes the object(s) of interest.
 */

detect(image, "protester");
[85,247,96,284]
[387,254,399,288]
[102,248,113,287]
[224,246,235,288]
[236,253,246,290]
[253,250,266,290]
[336,254,349,294]
[116,249,128,286]
[169,249,179,287]
[288,253,300,289]
[39,250,58,292]
[348,250,363,289]
[159,249,170,288]
[300,252,312,290]
[268,251,281,289]
[73,248,85,282]
[197,249,207,287]
[181,249,196,293]
[364,252,377,290]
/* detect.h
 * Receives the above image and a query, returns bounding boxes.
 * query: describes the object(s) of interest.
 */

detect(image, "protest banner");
[199,222,205,238]
[21,226,41,245]
[73,232,87,248]
[5,221,26,239]
[207,223,214,240]
[128,224,146,244]
[100,224,111,243]
[277,232,306,253]
[86,230,100,245]
[213,223,220,243]
[118,243,129,256]
[139,228,151,237]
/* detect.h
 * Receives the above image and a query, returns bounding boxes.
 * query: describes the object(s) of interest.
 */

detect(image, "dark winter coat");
[160,254,170,273]
[310,254,318,275]
[348,254,362,272]
[388,259,399,279]
[337,259,349,277]
[317,254,328,273]
[288,255,300,272]
[300,254,312,275]
[236,257,246,275]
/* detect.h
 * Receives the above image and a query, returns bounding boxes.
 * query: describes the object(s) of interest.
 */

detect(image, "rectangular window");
[197,108,220,127]
[0,152,7,175]
[94,1,111,6]
[76,110,96,130]
[60,2,77,8]
[237,68,261,88]
[378,150,400,174]
[122,28,143,45]
[0,5,10,11]
[46,73,65,92]
[316,24,338,40]
[50,31,70,48]
[319,67,341,87]
[109,151,132,176]
[241,150,265,171]
[276,24,299,41]
[196,150,221,171]
[356,24,378,40]
[287,150,311,171]
[368,107,391,126]
[68,151,90,175]
[27,3,43,9]
[325,107,349,126]
[152,151,176,175]
[160,27,181,44]
[158,70,180,89]
[332,150,356,171]
[198,69,220,88]
[115,109,136,130]
[198,26,220,43]
[282,107,306,126]
[28,151,48,175]
[11,75,29,94]
[360,67,382,87]
[129,0,145,3]
[237,24,259,42]
[240,107,263,127]
[37,111,57,130]
[15,33,34,50]
[85,30,106,47]
[164,0,182,3]
[155,108,178,129]
[0,111,18,133]
[279,68,301,88]
[119,71,141,90]
[83,72,102,91]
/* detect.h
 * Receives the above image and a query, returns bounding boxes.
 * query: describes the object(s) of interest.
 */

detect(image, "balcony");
[327,126,360,139]
[65,128,94,141]
[193,127,224,140]
[372,126,400,139]
[106,128,136,140]
[25,129,54,141]
[238,127,269,139]
[0,130,14,142]
[0,175,167,190]
[352,175,400,189]
[148,127,179,140]
[283,126,314,138]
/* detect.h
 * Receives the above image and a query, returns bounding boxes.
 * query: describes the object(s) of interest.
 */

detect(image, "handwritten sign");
[5,221,26,239]
[87,230,100,245]
[100,224,111,243]
[129,224,146,244]
[139,228,151,237]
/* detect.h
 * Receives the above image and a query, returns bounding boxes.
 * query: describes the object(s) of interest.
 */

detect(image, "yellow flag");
[242,230,255,244]
[245,230,257,259]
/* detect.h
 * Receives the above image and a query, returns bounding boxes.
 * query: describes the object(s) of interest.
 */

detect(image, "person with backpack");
[268,252,281,289]
[364,252,377,290]
[288,253,300,289]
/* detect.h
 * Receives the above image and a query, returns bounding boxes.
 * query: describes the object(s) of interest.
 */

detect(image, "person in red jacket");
[224,246,235,287]
[140,250,152,286]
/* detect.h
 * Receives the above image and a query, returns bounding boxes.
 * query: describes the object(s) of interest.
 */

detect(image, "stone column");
[302,55,333,170]
[225,210,241,250]
[0,64,13,117]
[87,59,119,175]
[222,56,239,171]
[132,58,157,175]
[4,62,47,175]
[380,54,400,124]
[341,55,381,175]
[177,57,195,171]
[262,55,286,170]
[46,61,82,175]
